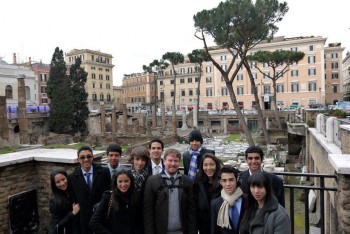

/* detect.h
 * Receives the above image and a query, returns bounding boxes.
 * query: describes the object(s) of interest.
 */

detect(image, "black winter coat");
[194,181,221,234]
[90,191,143,234]
[48,193,76,234]
[68,163,111,234]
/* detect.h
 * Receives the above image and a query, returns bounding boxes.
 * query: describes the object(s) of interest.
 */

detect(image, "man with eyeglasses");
[68,145,111,234]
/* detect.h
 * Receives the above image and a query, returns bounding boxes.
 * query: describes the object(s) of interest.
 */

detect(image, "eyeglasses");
[79,155,93,160]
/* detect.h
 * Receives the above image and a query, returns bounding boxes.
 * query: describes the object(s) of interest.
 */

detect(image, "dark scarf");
[131,167,149,191]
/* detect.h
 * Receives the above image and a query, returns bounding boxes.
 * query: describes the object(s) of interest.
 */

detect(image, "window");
[237,74,243,81]
[106,75,110,81]
[333,85,338,93]
[221,76,225,82]
[91,66,95,70]
[250,61,257,68]
[92,83,95,88]
[220,55,226,61]
[331,62,338,69]
[291,83,299,92]
[221,87,228,96]
[308,56,316,64]
[42,98,48,104]
[308,68,316,76]
[180,68,185,74]
[5,85,13,99]
[107,94,111,101]
[277,84,284,93]
[100,84,103,89]
[291,69,299,77]
[171,91,174,97]
[188,78,192,83]
[263,85,270,94]
[106,84,110,89]
[181,90,185,96]
[252,73,257,79]
[40,74,47,82]
[91,55,94,61]
[206,66,212,73]
[160,81,163,85]
[99,74,103,80]
[25,86,30,100]
[106,69,110,72]
[188,67,193,73]
[309,45,314,51]
[170,80,174,85]
[291,99,299,105]
[189,90,193,96]
[92,73,96,79]
[195,77,199,82]
[92,94,97,101]
[160,92,164,100]
[308,82,316,91]
[98,68,103,71]
[207,103,213,109]
[276,71,283,78]
[180,78,185,84]
[237,86,244,95]
[206,77,212,83]
[40,86,46,93]
[100,94,104,101]
[331,53,338,59]
[291,47,298,51]
[332,73,339,79]
[221,64,227,71]
[263,62,269,68]
[206,88,213,96]
[264,72,270,79]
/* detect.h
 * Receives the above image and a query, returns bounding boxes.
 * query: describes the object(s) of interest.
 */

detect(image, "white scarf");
[217,187,243,229]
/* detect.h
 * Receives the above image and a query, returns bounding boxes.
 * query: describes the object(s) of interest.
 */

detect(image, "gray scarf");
[217,187,243,229]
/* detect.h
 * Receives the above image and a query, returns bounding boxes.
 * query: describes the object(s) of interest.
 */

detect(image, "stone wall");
[0,149,103,233]
[341,125,350,154]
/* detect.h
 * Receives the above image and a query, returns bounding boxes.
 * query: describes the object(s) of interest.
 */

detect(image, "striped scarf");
[131,167,149,191]
[188,146,202,182]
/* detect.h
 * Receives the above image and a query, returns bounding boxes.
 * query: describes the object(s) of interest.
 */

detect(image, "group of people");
[49,130,291,234]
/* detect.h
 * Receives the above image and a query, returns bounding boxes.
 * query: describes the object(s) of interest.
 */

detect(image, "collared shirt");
[229,197,242,219]
[108,163,119,175]
[151,160,163,175]
[248,167,263,176]
[81,167,93,185]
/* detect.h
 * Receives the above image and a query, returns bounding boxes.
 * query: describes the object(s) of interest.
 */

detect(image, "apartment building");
[158,36,344,111]
[342,51,350,101]
[113,86,123,108]
[31,62,50,106]
[65,49,114,111]
[122,72,156,113]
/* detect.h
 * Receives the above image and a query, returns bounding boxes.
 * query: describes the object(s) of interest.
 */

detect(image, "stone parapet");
[0,148,103,233]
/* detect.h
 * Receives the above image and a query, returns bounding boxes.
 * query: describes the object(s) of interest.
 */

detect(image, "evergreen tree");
[69,57,89,133]
[47,47,74,133]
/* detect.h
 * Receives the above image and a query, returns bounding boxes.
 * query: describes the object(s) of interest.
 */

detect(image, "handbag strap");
[106,194,113,219]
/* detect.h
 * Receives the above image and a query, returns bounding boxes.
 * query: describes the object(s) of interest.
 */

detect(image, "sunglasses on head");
[79,155,93,160]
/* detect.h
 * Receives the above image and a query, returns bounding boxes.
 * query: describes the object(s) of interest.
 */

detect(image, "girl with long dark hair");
[49,169,80,234]
[194,153,223,234]
[89,170,143,234]
[239,171,290,234]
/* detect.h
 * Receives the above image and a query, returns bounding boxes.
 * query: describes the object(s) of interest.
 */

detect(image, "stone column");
[223,117,227,134]
[161,101,166,131]
[122,104,128,134]
[193,103,198,129]
[100,102,106,135]
[18,75,29,144]
[152,105,156,129]
[181,110,188,130]
[111,106,117,134]
[0,96,9,139]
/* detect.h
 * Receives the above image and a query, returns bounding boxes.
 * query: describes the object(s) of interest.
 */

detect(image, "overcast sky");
[1,0,349,86]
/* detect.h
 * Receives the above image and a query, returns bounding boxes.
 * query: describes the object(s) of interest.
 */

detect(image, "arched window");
[5,85,13,99]
[25,86,30,100]
[100,94,104,101]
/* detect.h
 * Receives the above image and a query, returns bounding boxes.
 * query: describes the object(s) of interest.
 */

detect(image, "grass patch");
[223,134,241,143]
[0,147,17,155]
[43,142,86,150]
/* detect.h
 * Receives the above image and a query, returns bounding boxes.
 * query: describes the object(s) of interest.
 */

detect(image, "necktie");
[231,205,239,231]
[111,169,117,179]
[155,165,160,174]
[85,173,92,191]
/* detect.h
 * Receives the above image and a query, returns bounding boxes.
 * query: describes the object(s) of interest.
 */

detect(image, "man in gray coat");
[143,148,197,234]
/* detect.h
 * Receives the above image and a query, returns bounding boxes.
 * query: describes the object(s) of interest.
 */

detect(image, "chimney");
[13,53,17,64]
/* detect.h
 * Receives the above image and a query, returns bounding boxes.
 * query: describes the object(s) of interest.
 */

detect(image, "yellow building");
[158,36,344,110]
[65,49,114,111]
[122,72,156,113]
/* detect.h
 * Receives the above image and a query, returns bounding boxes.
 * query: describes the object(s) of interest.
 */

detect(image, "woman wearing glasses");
[49,169,80,234]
